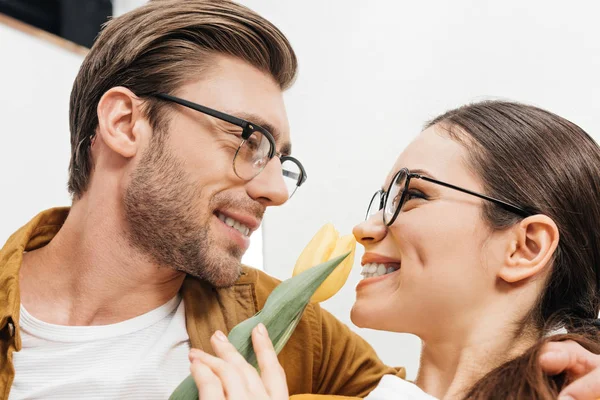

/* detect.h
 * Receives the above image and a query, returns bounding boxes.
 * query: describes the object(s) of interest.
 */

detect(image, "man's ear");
[96,87,146,158]
[498,215,559,284]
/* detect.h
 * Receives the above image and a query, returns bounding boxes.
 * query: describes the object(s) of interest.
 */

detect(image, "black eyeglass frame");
[153,93,307,190]
[368,168,533,226]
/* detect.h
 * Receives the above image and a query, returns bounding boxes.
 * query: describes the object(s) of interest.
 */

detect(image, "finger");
[539,340,600,377]
[539,349,576,376]
[210,331,269,397]
[252,323,289,399]
[189,348,205,362]
[210,331,256,370]
[190,360,225,400]
[190,348,248,399]
[558,368,600,400]
[210,331,262,376]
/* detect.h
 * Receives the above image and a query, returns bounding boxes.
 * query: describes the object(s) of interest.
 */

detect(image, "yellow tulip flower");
[292,223,356,302]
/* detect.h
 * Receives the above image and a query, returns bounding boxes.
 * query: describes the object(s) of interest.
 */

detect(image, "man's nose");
[245,156,289,207]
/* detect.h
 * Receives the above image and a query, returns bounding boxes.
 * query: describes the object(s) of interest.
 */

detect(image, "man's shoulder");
[239,264,280,284]
[181,265,284,309]
[236,265,328,324]
[238,265,283,306]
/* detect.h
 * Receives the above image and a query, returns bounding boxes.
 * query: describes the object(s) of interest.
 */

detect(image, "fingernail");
[188,348,203,360]
[558,395,574,400]
[257,323,267,336]
[214,330,228,342]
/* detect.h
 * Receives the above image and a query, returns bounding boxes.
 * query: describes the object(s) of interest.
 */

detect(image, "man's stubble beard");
[123,136,244,288]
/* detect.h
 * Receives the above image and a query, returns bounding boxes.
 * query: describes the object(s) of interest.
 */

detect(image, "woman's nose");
[353,214,387,246]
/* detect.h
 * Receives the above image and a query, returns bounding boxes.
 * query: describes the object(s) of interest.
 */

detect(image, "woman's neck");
[415,313,538,399]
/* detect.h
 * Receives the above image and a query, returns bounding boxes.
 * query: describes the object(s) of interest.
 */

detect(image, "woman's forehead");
[384,126,471,188]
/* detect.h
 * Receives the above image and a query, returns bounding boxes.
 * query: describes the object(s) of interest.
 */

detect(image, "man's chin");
[185,259,243,288]
[210,267,243,288]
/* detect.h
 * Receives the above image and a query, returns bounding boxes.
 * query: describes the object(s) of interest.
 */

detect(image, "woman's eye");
[397,190,427,212]
[405,190,427,201]
[391,193,402,209]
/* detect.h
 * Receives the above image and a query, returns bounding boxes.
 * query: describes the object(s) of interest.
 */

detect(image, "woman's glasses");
[366,168,532,226]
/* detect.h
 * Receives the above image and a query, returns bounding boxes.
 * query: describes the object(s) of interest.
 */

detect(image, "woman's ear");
[498,215,559,284]
[96,86,146,158]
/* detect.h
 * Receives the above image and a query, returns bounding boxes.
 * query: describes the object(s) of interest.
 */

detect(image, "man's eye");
[246,137,260,151]
[227,129,244,138]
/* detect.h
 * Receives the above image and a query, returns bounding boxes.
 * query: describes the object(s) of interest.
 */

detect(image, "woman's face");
[351,125,509,338]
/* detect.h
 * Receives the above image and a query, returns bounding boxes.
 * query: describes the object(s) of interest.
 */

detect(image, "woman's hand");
[539,340,600,400]
[189,323,289,400]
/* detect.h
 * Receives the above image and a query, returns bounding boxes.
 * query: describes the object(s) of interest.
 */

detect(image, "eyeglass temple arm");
[416,175,531,218]
[154,93,248,128]
[155,93,307,186]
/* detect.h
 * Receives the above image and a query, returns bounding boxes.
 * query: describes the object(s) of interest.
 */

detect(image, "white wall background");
[0,18,263,269]
[238,0,600,379]
[0,23,81,237]
[2,1,600,381]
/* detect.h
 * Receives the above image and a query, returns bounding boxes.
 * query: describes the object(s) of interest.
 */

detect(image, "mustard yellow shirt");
[0,208,405,399]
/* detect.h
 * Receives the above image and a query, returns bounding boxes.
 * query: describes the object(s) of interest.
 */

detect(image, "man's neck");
[19,198,186,326]
[414,306,538,399]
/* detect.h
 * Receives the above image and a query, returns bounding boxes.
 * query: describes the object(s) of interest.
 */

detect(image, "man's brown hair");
[68,0,297,198]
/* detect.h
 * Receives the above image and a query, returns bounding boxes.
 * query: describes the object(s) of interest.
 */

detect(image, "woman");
[188,101,600,399]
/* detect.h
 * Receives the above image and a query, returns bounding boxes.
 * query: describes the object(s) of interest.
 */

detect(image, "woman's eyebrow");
[381,168,439,191]
[409,168,437,179]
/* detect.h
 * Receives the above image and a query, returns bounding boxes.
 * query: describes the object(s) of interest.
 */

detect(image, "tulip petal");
[292,223,339,277]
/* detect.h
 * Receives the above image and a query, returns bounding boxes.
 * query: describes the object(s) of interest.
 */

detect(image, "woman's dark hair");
[465,332,600,399]
[427,101,600,399]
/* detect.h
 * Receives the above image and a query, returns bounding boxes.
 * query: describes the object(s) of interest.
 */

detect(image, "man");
[1,2,400,399]
[0,1,599,399]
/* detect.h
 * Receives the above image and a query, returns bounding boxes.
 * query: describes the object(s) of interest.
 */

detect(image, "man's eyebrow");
[230,112,292,156]
[279,142,292,156]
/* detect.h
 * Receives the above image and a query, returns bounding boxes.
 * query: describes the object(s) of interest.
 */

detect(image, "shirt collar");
[0,207,70,348]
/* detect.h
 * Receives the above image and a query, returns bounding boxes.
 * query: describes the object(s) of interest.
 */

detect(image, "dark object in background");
[0,0,112,48]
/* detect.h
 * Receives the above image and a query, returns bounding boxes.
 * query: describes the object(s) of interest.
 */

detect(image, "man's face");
[124,55,291,287]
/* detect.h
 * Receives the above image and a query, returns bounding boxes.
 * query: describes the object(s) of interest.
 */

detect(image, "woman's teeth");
[217,213,251,236]
[360,263,399,278]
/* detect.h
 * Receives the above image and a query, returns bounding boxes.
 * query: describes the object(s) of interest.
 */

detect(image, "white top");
[365,375,438,400]
[10,296,191,400]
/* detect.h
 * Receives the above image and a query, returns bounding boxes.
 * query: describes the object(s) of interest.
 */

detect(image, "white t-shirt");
[365,375,438,400]
[10,296,191,400]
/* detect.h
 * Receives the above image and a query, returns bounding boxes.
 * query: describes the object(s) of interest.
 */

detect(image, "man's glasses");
[154,93,307,199]
[366,168,532,226]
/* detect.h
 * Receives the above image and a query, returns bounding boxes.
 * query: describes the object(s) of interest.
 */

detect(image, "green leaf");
[169,375,197,400]
[227,252,350,367]
[169,252,350,400]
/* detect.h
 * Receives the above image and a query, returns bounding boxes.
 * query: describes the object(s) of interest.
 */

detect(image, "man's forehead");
[224,110,292,156]
[180,56,292,150]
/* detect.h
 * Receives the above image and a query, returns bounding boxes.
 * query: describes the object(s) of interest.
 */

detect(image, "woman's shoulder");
[364,375,438,400]
[289,375,438,400]
[289,396,360,400]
